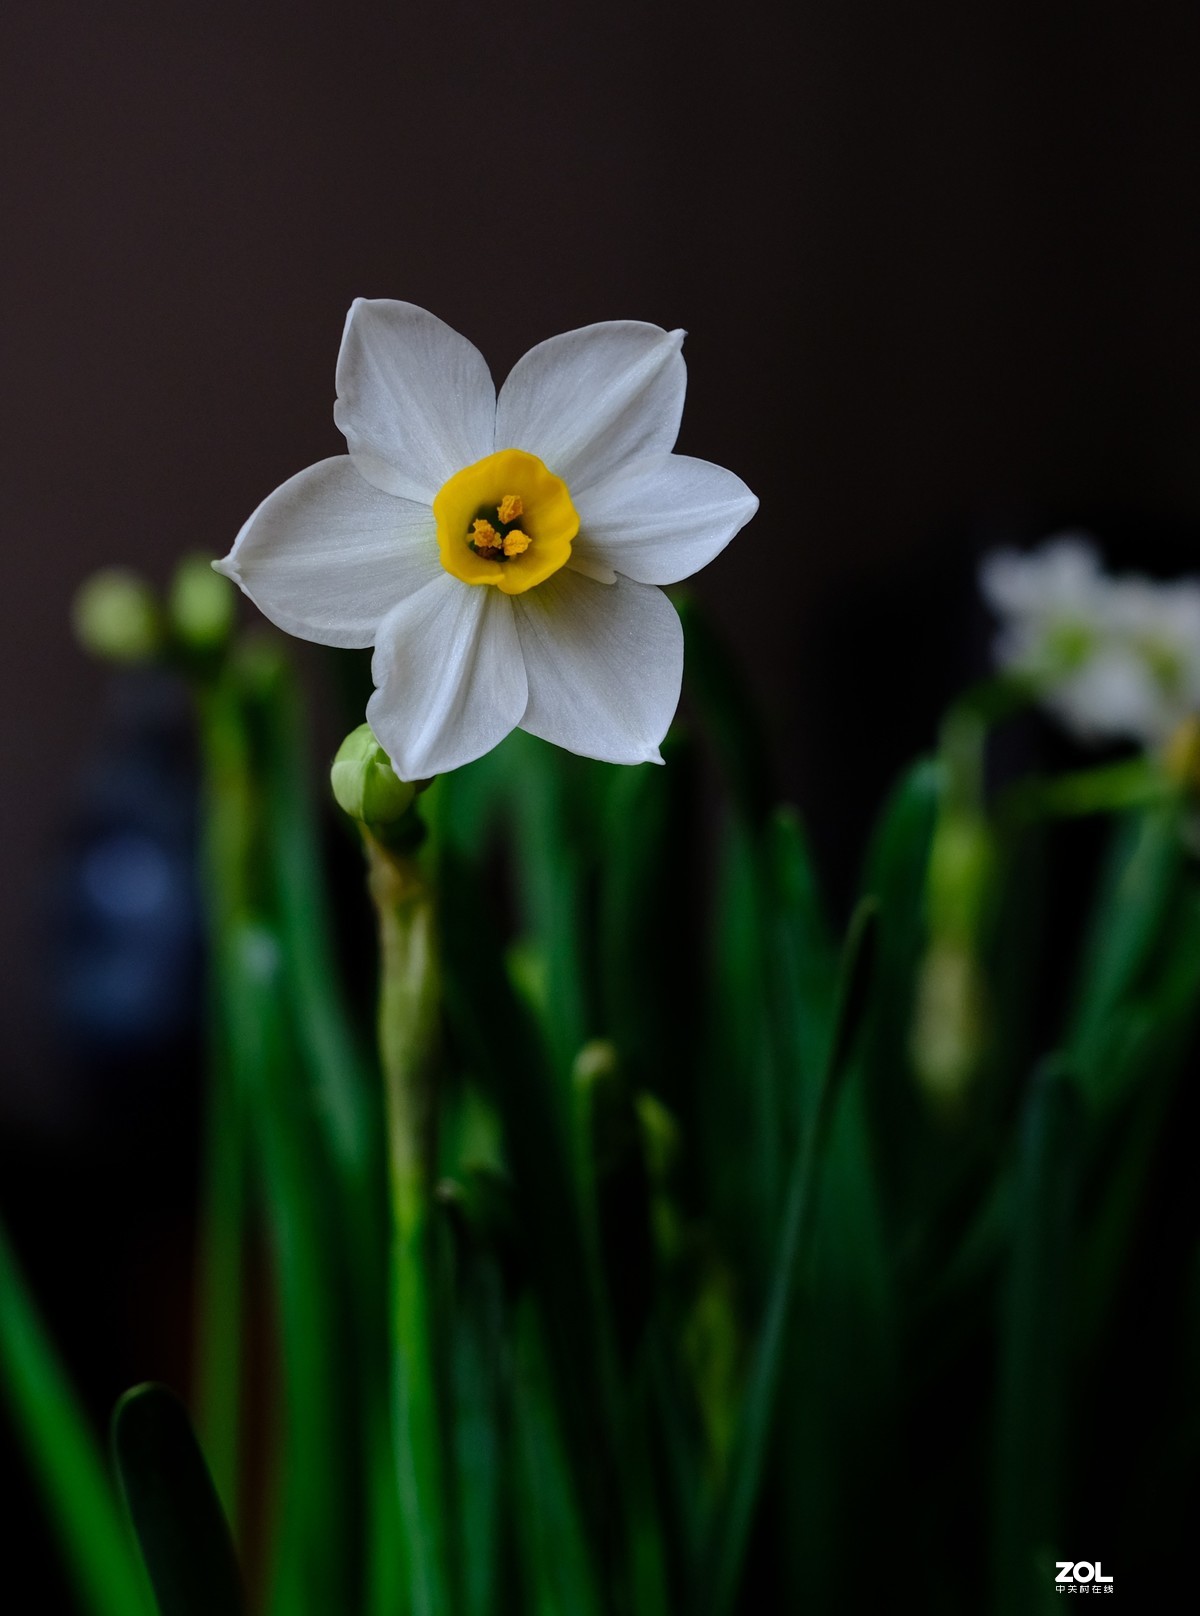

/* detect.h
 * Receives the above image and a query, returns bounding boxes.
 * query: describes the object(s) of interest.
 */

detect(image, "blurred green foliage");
[2,586,1198,1614]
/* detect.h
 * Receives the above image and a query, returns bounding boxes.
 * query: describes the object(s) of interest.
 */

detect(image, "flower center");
[433,448,579,596]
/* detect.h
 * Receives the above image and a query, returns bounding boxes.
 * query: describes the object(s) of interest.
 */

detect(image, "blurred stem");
[999,756,1168,825]
[952,670,1039,727]
[247,647,378,1196]
[0,1217,151,1616]
[993,1064,1081,1615]
[938,701,986,814]
[363,829,449,1616]
[221,917,352,1616]
[242,648,400,1616]
[194,673,255,1530]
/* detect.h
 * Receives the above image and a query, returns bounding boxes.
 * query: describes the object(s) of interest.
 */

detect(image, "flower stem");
[193,673,255,1531]
[363,828,448,1616]
[999,756,1168,824]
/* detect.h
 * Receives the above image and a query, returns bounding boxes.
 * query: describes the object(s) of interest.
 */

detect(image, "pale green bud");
[331,724,417,826]
[635,1091,680,1182]
[572,1039,621,1090]
[170,555,236,652]
[910,939,987,1110]
[72,568,162,663]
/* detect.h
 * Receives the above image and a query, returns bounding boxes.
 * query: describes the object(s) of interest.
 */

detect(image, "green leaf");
[1072,884,1200,1341]
[238,649,404,1616]
[193,670,256,1526]
[702,898,879,1615]
[111,1384,245,1616]
[224,919,357,1616]
[510,1304,605,1616]
[992,1063,1082,1616]
[0,1219,150,1616]
[1067,803,1184,1093]
[776,1071,895,1609]
[705,814,780,1265]
[438,841,642,1609]
[762,806,837,1140]
[447,1240,507,1616]
[242,642,380,1204]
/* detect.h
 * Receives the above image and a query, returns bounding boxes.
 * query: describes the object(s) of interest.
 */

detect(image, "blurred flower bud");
[171,555,236,652]
[910,940,987,1110]
[331,724,417,827]
[72,568,162,664]
[572,1038,621,1090]
[914,807,995,1109]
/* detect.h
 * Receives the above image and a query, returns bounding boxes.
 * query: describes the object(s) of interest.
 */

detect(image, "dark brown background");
[2,1,1200,1598]
[5,0,1200,1079]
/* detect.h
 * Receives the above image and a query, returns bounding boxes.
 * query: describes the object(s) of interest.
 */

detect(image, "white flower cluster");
[979,535,1200,748]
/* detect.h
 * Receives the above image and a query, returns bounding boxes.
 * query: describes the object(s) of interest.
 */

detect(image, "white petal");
[1049,650,1166,746]
[367,576,526,779]
[495,322,685,494]
[978,535,1104,618]
[513,571,682,764]
[566,553,618,585]
[215,457,440,649]
[573,454,758,586]
[334,299,496,502]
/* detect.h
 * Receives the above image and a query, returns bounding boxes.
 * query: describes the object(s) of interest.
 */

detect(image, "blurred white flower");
[980,535,1200,747]
[217,300,757,778]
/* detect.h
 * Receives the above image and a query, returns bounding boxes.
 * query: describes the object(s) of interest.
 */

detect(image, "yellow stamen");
[433,448,578,595]
[497,493,524,524]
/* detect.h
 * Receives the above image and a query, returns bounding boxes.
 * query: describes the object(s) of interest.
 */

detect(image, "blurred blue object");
[52,669,202,1067]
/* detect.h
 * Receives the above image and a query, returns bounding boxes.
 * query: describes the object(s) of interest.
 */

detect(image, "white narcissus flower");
[979,535,1200,747]
[1104,574,1200,743]
[216,300,758,779]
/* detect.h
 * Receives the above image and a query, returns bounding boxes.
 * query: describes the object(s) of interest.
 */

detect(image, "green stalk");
[193,674,255,1529]
[436,836,634,1615]
[197,659,358,1612]
[0,1217,150,1616]
[999,757,1167,825]
[364,829,449,1616]
[511,1301,604,1616]
[449,1243,506,1616]
[222,918,350,1616]
[247,646,378,1193]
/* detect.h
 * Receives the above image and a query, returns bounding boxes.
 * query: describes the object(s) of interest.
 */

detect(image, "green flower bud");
[910,939,987,1109]
[634,1091,680,1183]
[331,724,417,827]
[72,568,162,663]
[572,1039,621,1090]
[170,555,236,652]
